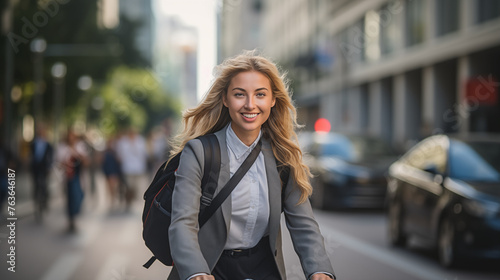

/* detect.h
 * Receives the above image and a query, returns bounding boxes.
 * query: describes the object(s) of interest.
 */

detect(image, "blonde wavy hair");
[170,50,312,203]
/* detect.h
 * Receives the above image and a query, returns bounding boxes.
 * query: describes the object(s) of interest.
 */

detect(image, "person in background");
[101,136,122,210]
[56,130,88,232]
[146,126,169,175]
[30,123,54,222]
[116,127,148,208]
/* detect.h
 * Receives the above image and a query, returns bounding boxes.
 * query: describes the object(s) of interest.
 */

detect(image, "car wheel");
[388,201,407,247]
[438,217,461,268]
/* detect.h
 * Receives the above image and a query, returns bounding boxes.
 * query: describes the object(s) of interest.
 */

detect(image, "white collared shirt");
[224,123,270,249]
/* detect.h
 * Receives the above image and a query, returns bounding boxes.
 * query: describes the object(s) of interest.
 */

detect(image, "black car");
[387,134,500,267]
[302,132,398,209]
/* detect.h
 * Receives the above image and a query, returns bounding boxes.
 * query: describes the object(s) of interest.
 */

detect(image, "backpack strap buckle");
[200,195,212,207]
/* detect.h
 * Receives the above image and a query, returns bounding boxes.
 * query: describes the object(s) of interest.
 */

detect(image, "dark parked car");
[387,134,500,267]
[302,132,398,209]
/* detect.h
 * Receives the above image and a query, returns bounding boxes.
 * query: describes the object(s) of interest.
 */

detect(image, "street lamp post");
[51,62,67,145]
[77,75,96,194]
[30,38,47,134]
[77,75,93,130]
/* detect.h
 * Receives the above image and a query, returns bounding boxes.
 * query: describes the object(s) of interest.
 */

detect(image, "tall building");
[154,15,198,108]
[220,0,264,59]
[119,0,155,66]
[221,0,500,149]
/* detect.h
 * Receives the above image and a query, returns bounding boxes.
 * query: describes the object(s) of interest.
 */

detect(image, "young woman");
[57,130,87,232]
[168,51,336,280]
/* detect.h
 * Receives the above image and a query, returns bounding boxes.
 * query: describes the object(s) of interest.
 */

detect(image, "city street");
[3,1,500,279]
[1,171,499,280]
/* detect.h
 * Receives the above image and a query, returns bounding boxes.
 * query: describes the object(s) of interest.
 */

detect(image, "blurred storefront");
[221,0,500,150]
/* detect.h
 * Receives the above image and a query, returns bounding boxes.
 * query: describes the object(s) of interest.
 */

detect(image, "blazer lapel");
[262,138,281,253]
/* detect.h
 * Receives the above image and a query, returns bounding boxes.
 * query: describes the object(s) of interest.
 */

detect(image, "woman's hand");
[310,273,334,280]
[190,275,215,280]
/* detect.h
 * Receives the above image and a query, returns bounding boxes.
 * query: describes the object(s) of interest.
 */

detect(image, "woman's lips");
[241,113,259,120]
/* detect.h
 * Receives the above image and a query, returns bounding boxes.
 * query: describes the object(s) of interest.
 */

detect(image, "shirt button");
[252,179,256,183]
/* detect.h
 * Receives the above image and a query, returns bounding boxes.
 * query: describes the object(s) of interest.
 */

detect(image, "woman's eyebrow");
[231,87,247,92]
[231,87,269,92]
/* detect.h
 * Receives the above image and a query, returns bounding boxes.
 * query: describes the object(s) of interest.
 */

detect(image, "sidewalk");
[0,168,172,280]
[1,168,36,219]
[1,164,105,219]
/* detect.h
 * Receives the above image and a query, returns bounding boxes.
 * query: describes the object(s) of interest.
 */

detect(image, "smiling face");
[223,71,276,145]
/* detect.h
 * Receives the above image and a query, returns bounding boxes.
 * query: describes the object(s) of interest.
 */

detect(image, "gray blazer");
[168,126,335,280]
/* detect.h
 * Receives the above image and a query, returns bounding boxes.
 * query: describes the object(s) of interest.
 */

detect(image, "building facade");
[119,0,155,66]
[221,0,500,149]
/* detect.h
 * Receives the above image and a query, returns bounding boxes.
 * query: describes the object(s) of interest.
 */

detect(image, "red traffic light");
[314,118,331,133]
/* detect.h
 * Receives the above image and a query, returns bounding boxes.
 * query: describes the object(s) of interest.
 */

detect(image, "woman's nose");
[244,96,255,109]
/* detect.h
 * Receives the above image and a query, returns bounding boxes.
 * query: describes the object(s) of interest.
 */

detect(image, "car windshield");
[320,135,395,161]
[449,140,500,182]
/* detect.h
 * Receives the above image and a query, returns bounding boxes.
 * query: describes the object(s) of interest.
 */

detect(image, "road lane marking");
[40,251,83,280]
[95,253,130,280]
[318,222,449,280]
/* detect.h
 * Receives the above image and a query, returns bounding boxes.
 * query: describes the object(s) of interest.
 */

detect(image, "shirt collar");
[226,123,262,160]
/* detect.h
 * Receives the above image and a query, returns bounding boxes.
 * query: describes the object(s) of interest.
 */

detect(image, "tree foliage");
[1,0,179,136]
[81,66,181,136]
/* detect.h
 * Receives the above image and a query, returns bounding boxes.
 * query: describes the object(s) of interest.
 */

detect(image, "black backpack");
[142,134,290,268]
[142,134,221,268]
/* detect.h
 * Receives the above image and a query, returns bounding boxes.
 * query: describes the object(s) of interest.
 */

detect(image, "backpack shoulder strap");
[196,134,221,209]
[277,161,290,212]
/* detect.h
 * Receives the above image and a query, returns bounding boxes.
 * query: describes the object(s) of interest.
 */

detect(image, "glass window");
[436,0,459,36]
[346,19,366,63]
[314,134,395,162]
[477,0,500,23]
[364,10,381,62]
[380,1,401,55]
[405,0,426,47]
[404,137,447,174]
[319,140,353,160]
[449,140,500,182]
[338,28,357,64]
[349,136,396,159]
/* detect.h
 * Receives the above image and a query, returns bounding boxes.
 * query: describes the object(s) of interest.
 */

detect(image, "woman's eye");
[234,92,244,97]
[257,92,266,97]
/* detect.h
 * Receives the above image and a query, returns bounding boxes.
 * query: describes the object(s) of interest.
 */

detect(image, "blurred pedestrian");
[101,136,122,209]
[30,124,54,222]
[116,127,148,208]
[146,126,169,175]
[56,130,88,232]
[167,51,335,280]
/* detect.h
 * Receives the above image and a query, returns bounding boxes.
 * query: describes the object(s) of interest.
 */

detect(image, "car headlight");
[463,200,500,218]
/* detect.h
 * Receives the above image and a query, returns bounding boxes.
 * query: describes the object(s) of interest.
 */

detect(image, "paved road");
[283,209,500,280]
[1,171,499,280]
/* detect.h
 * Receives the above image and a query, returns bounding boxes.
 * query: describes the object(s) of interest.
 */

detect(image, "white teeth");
[243,113,258,118]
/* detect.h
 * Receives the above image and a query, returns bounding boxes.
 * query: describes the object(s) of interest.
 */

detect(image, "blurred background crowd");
[0,0,500,279]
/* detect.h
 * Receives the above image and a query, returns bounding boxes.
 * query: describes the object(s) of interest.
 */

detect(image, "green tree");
[79,66,181,136]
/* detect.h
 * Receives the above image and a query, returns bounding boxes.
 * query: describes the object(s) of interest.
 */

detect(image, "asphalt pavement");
[0,170,172,280]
